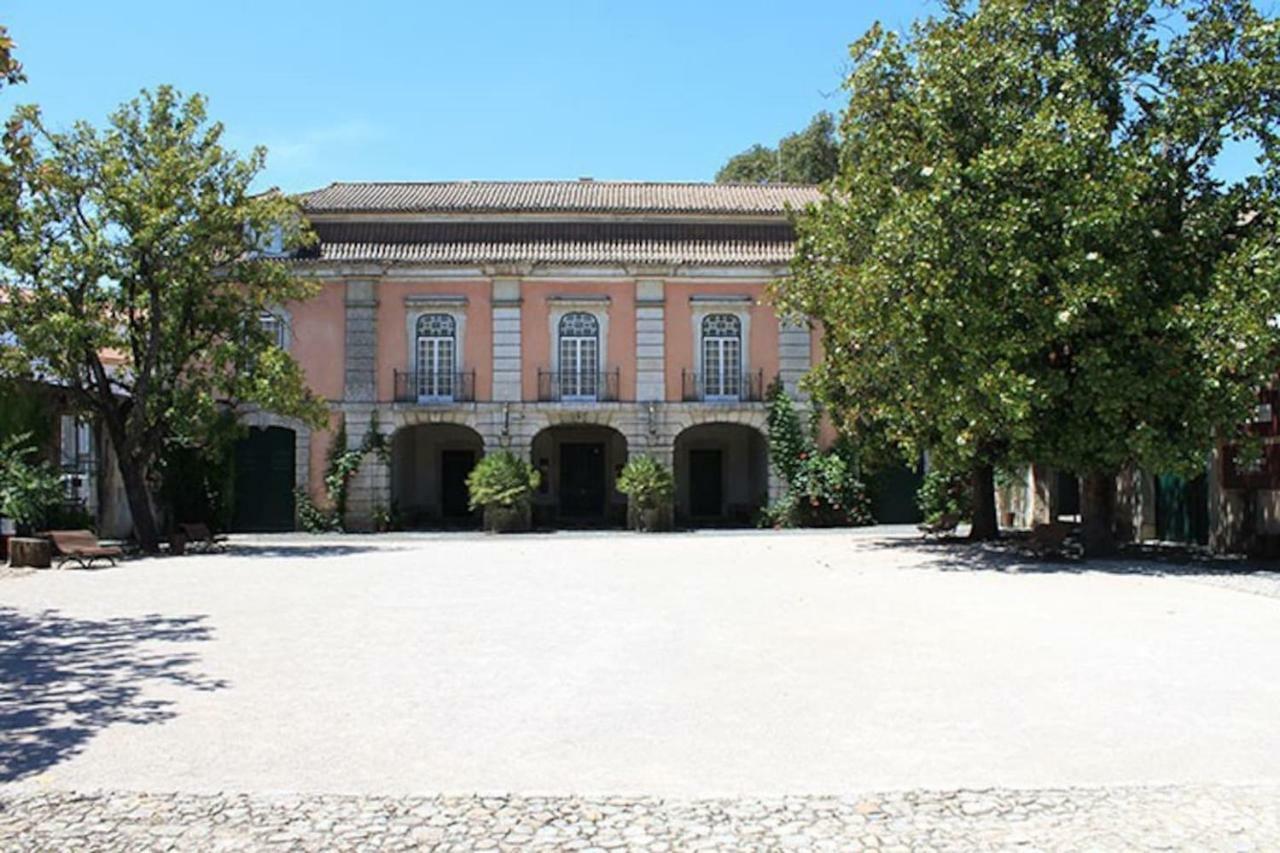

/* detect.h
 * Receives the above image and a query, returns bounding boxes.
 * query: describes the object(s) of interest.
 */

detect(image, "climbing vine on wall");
[297,411,389,532]
[763,380,873,528]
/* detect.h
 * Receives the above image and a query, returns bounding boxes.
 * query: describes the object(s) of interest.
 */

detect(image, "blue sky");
[3,1,1265,192]
[3,1,933,191]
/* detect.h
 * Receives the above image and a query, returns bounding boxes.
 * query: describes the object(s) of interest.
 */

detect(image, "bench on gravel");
[918,512,960,538]
[46,529,123,569]
[179,522,229,553]
[1027,521,1072,557]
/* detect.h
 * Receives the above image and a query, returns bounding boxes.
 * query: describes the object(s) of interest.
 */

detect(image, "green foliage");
[764,381,873,527]
[0,85,326,551]
[0,432,64,531]
[0,24,22,90]
[0,379,52,449]
[467,451,540,511]
[916,468,973,524]
[616,455,674,510]
[158,411,239,530]
[716,112,839,184]
[779,0,1280,545]
[298,412,387,533]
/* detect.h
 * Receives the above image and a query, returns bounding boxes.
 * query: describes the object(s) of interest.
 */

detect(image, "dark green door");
[559,442,605,518]
[232,426,296,532]
[1156,473,1209,544]
[870,462,924,524]
[689,449,724,518]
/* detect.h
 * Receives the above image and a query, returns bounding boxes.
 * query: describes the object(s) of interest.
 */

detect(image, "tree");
[0,86,325,552]
[0,24,23,91]
[716,112,839,184]
[778,0,1280,553]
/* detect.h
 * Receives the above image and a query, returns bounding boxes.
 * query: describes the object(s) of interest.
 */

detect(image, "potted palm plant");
[466,451,540,533]
[617,455,674,532]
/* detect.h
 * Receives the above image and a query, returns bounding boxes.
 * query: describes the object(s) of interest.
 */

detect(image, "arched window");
[415,313,456,400]
[558,312,600,400]
[702,314,742,399]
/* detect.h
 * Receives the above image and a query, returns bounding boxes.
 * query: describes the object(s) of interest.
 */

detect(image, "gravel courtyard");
[3,529,1280,849]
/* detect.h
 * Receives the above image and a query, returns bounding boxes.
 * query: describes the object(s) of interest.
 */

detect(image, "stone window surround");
[404,295,468,377]
[548,296,610,377]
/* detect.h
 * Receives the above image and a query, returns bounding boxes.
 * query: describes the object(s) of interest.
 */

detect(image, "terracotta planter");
[628,502,672,532]
[484,503,530,533]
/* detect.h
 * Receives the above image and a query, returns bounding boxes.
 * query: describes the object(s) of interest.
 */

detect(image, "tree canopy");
[0,24,22,90]
[778,0,1280,551]
[0,86,325,551]
[716,112,840,184]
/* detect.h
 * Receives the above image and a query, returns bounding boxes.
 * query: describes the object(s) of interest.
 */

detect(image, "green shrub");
[763,381,874,528]
[617,455,674,532]
[916,468,972,523]
[0,433,65,533]
[295,488,340,533]
[617,456,673,510]
[467,451,540,511]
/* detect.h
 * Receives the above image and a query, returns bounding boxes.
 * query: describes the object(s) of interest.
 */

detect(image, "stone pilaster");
[491,279,522,402]
[635,280,666,403]
[778,318,811,399]
[344,279,379,402]
[342,279,388,529]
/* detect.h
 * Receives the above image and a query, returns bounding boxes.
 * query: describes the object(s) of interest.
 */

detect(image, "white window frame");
[691,299,751,403]
[700,314,744,401]
[404,302,467,404]
[259,307,291,351]
[414,314,458,402]
[549,300,609,402]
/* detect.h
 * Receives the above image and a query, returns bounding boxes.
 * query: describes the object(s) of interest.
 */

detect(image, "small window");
[260,312,286,349]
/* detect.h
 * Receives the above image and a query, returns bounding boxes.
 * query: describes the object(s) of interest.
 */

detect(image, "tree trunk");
[969,461,999,541]
[117,452,161,553]
[100,412,162,554]
[1080,470,1117,558]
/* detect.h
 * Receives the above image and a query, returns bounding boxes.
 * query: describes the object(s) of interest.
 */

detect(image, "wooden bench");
[918,512,960,537]
[46,529,123,569]
[1027,521,1072,557]
[179,522,229,553]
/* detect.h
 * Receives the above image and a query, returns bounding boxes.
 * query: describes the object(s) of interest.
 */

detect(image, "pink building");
[236,181,824,530]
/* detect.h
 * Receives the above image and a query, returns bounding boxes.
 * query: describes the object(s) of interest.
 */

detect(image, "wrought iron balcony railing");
[537,368,621,403]
[681,369,765,403]
[393,370,476,403]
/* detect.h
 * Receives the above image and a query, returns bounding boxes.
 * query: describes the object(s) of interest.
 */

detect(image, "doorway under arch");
[529,424,629,527]
[390,423,484,528]
[673,422,768,526]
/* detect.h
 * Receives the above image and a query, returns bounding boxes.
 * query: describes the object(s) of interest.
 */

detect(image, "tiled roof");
[296,181,821,215]
[301,239,795,266]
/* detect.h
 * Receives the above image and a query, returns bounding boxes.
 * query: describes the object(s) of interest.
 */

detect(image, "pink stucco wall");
[664,281,780,402]
[287,282,346,402]
[374,279,493,403]
[520,280,637,401]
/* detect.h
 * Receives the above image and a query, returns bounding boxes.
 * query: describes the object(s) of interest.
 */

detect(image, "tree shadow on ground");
[221,543,400,559]
[0,607,227,783]
[854,534,1278,577]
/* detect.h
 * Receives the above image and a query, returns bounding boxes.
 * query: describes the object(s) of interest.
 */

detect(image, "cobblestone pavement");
[1,785,1277,851]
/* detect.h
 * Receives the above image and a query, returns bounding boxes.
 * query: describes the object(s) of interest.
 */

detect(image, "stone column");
[778,318,812,398]
[342,279,387,530]
[635,280,666,403]
[492,279,522,403]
